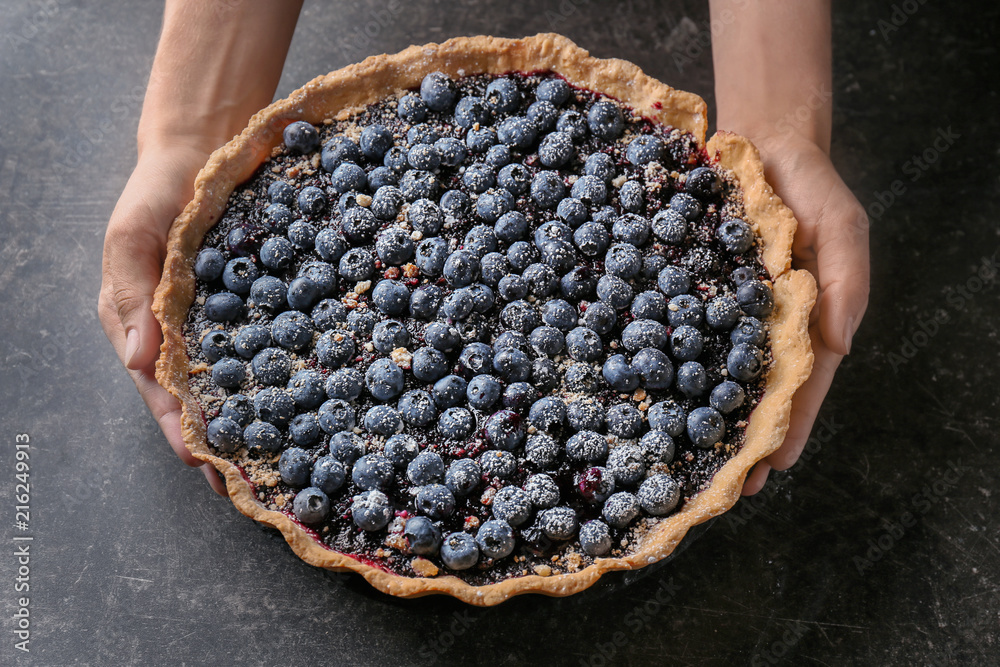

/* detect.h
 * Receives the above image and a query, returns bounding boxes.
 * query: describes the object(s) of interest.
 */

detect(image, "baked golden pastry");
[153,33,815,606]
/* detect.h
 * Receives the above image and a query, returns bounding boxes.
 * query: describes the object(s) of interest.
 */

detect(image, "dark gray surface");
[2,0,999,664]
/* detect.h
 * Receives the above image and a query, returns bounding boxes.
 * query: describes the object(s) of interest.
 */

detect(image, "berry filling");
[183,70,772,584]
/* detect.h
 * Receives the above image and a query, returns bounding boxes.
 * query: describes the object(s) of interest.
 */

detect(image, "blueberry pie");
[153,34,816,605]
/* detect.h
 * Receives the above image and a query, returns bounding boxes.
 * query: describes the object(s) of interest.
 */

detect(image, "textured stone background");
[1,0,998,664]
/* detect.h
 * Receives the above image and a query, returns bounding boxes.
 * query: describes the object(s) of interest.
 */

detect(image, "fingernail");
[842,317,856,355]
[124,328,140,367]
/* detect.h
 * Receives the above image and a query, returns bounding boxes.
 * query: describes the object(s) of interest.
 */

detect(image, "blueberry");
[529,359,558,395]
[220,394,254,426]
[556,197,588,229]
[415,483,455,521]
[583,301,617,335]
[485,77,522,114]
[676,361,708,398]
[655,266,689,298]
[404,516,442,556]
[500,300,542,334]
[667,325,701,361]
[440,532,479,570]
[588,100,624,140]
[429,138,464,169]
[497,116,537,150]
[296,185,327,216]
[445,459,481,497]
[463,374,500,411]
[268,181,295,206]
[222,257,258,295]
[703,296,739,331]
[226,225,265,256]
[638,474,681,515]
[365,358,404,401]
[328,430,365,464]
[464,224,498,258]
[710,380,746,414]
[565,431,608,462]
[442,250,479,288]
[413,238,449,277]
[523,398,563,434]
[211,357,245,389]
[200,330,232,363]
[439,290,474,321]
[717,218,754,254]
[556,109,588,141]
[363,405,402,436]
[478,449,516,479]
[279,447,313,487]
[285,277,320,312]
[531,171,566,209]
[571,174,608,206]
[321,135,363,173]
[293,487,330,524]
[640,430,676,465]
[370,279,409,316]
[300,261,338,296]
[642,255,669,281]
[603,492,640,529]
[287,370,326,410]
[538,237,582,276]
[406,123,440,146]
[685,166,721,198]
[731,266,757,285]
[359,123,394,161]
[248,275,287,312]
[371,320,409,354]
[492,347,531,382]
[373,229,414,267]
[318,399,357,435]
[396,93,427,122]
[412,347,449,383]
[607,405,643,440]
[621,319,668,353]
[407,451,445,485]
[507,241,539,272]
[597,274,635,311]
[398,389,438,427]
[485,410,526,451]
[207,417,242,452]
[530,325,564,356]
[498,162,531,196]
[736,280,774,318]
[457,342,492,376]
[538,130,574,167]
[493,486,532,526]
[283,121,319,153]
[578,519,612,556]
[651,208,688,245]
[522,263,559,298]
[539,506,579,541]
[687,406,725,448]
[466,284,495,313]
[618,180,645,213]
[244,421,283,452]
[731,316,767,347]
[535,219,573,247]
[383,145,408,172]
[439,407,475,439]
[525,432,560,468]
[602,354,639,393]
[476,519,515,559]
[338,191,363,215]
[667,294,705,328]
[420,71,457,111]
[253,387,296,427]
[527,99,559,131]
[567,399,604,432]
[727,343,764,382]
[289,413,321,446]
[341,207,379,244]
[502,382,539,413]
[432,375,468,409]
[352,490,393,531]
[479,253,509,288]
[604,243,642,278]
[609,213,649,247]
[454,95,491,128]
[584,152,615,182]
[311,456,346,496]
[628,291,665,322]
[539,299,575,331]
[352,453,394,491]
[632,347,674,390]
[315,227,349,263]
[384,434,419,468]
[347,308,378,336]
[195,248,225,282]
[670,192,703,220]
[644,401,683,437]
[465,127,497,154]
[269,311,312,352]
[626,135,665,166]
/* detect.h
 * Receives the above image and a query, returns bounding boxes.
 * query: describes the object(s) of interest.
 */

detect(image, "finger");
[741,462,771,496]
[766,338,843,471]
[129,363,204,468]
[201,464,229,496]
[811,195,870,356]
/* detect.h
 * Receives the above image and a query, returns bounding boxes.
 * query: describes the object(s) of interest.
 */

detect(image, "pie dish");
[153,33,816,606]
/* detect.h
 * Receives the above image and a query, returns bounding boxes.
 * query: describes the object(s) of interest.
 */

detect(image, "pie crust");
[153,33,816,606]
